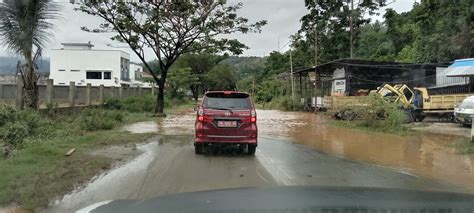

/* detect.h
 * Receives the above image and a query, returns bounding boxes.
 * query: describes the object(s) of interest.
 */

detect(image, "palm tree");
[0,0,59,109]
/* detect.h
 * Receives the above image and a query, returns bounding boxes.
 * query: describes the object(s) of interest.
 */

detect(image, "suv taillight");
[250,108,256,123]
[197,107,204,121]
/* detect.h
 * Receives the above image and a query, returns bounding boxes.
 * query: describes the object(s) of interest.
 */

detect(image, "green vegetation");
[0,98,188,209]
[262,96,294,111]
[78,1,266,114]
[0,0,59,109]
[455,138,474,155]
[230,0,473,109]
[330,95,410,134]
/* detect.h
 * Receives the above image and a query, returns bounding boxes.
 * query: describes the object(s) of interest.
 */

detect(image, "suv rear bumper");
[194,135,257,144]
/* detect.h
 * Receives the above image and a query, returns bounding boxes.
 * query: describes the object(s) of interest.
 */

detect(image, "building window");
[104,72,112,79]
[86,72,102,79]
[59,83,66,85]
[58,69,65,72]
[71,69,80,72]
[121,58,130,81]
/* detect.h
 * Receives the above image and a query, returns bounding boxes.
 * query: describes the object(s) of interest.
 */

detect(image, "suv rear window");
[204,93,251,110]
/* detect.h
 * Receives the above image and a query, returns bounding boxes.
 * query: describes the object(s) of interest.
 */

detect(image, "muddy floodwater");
[41,109,474,212]
[257,110,474,191]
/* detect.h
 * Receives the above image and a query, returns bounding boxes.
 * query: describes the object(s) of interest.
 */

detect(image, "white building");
[130,62,145,87]
[49,43,132,87]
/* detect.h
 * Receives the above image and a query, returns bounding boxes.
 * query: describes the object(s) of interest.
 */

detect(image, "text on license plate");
[217,121,237,128]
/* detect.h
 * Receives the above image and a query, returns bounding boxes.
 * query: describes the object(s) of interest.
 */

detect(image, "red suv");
[194,91,258,155]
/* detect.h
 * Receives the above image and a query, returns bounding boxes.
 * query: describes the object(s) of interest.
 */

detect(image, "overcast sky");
[0,0,416,62]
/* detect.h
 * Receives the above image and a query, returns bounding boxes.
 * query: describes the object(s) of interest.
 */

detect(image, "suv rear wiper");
[209,107,233,113]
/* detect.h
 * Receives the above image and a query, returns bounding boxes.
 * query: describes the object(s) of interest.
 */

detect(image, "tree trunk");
[23,83,38,109]
[155,83,165,114]
[20,54,39,109]
[190,85,199,101]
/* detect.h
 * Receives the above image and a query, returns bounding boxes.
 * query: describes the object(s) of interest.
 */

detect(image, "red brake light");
[197,106,204,121]
[250,108,256,123]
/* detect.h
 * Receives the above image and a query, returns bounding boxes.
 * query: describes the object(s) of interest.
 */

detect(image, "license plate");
[217,121,237,128]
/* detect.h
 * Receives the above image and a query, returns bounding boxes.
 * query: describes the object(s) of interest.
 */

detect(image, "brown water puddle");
[257,110,474,191]
[121,109,474,191]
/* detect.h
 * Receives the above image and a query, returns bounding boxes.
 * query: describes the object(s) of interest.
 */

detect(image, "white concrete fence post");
[16,77,23,109]
[471,116,474,143]
[86,83,91,106]
[120,86,124,99]
[99,84,104,105]
[69,81,76,107]
[46,79,53,106]
[0,84,4,100]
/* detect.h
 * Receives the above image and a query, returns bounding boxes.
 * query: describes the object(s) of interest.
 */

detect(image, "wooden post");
[151,86,155,95]
[138,86,142,96]
[46,79,53,106]
[119,86,123,99]
[16,77,23,109]
[86,83,91,106]
[99,84,104,105]
[69,81,75,107]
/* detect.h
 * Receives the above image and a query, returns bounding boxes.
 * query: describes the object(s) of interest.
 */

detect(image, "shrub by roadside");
[331,95,409,134]
[262,96,294,111]
[0,105,156,209]
[105,95,189,113]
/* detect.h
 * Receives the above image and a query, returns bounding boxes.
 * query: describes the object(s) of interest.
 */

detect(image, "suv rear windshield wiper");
[208,107,232,111]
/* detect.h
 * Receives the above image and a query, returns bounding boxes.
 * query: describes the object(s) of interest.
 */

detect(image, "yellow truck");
[323,84,471,122]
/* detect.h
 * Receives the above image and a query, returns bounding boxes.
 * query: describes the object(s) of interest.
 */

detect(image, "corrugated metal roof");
[446,58,474,77]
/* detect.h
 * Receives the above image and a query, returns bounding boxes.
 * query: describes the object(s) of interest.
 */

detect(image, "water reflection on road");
[41,109,474,212]
[257,110,474,191]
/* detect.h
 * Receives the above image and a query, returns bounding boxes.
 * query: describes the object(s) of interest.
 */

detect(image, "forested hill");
[219,56,266,78]
[0,57,50,74]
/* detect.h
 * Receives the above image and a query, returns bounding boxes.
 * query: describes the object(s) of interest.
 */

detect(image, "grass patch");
[0,98,193,210]
[329,119,413,135]
[455,137,474,154]
[327,94,412,135]
[259,96,294,111]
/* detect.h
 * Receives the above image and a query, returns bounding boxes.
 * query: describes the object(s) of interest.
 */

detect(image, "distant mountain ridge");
[0,56,50,74]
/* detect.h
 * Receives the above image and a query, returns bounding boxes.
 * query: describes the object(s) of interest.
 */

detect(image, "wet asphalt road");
[44,110,468,212]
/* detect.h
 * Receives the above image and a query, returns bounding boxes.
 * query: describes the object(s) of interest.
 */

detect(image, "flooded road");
[44,109,474,212]
[260,110,474,191]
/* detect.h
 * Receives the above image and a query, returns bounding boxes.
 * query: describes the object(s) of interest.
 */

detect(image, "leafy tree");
[205,65,237,91]
[166,67,198,100]
[0,0,59,109]
[299,0,386,62]
[77,1,266,114]
[173,53,227,100]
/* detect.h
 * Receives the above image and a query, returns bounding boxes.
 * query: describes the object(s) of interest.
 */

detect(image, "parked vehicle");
[325,84,471,122]
[194,91,258,155]
[454,96,474,126]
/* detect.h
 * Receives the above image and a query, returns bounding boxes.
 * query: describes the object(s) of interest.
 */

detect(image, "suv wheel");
[195,144,204,154]
[247,144,256,155]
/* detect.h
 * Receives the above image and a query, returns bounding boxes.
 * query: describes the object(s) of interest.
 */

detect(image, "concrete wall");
[0,79,155,108]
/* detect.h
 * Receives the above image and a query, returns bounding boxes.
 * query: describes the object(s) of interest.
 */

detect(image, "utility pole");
[313,26,318,113]
[290,49,295,110]
[349,0,354,59]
